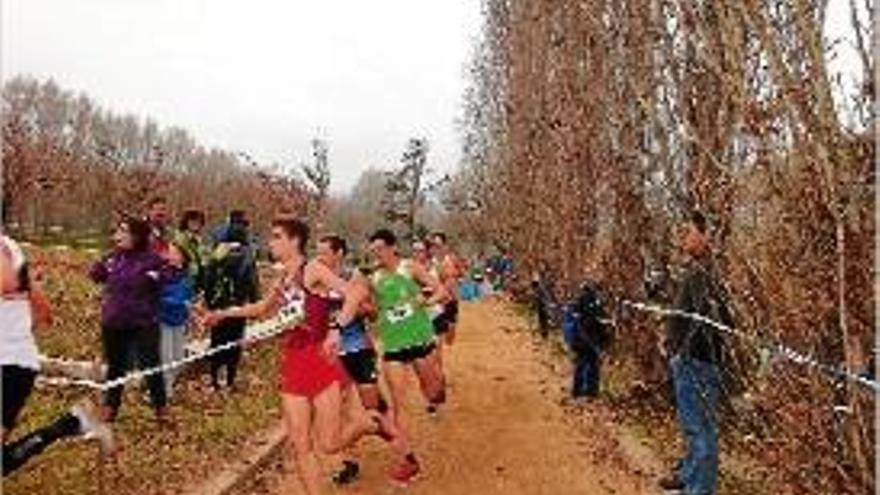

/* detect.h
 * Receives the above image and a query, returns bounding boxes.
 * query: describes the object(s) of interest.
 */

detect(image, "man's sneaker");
[70,399,115,455]
[426,404,440,418]
[332,460,360,486]
[658,473,685,492]
[389,459,420,485]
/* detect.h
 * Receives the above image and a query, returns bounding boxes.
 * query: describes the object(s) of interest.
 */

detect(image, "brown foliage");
[452,0,875,492]
[2,77,313,236]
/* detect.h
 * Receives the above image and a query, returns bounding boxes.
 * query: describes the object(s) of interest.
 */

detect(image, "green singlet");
[371,259,435,353]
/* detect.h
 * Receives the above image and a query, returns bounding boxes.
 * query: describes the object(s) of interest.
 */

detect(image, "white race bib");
[387,302,415,324]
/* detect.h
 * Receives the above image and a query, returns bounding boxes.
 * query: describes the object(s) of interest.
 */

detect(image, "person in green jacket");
[366,228,448,485]
[173,209,208,293]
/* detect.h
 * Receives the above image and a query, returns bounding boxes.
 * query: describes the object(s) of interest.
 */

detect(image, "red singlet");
[278,276,345,398]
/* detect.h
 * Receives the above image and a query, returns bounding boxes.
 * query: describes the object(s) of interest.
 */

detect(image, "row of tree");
[447,1,874,493]
[2,76,313,237]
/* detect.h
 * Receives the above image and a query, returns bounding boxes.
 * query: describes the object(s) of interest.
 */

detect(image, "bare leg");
[281,393,322,495]
[414,348,446,405]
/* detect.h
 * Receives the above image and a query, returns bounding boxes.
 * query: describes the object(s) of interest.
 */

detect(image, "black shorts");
[432,300,459,335]
[340,348,379,385]
[383,341,437,364]
[2,365,37,431]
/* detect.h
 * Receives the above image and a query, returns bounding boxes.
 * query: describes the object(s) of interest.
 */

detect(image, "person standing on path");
[659,211,734,495]
[367,228,449,485]
[90,217,172,425]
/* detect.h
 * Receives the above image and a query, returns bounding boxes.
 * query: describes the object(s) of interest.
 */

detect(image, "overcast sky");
[2,1,867,194]
[2,0,483,193]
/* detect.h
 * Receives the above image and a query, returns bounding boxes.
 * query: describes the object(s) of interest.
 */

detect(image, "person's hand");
[201,310,224,329]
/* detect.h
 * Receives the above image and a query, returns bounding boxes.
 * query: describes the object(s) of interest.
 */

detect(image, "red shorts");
[280,343,345,398]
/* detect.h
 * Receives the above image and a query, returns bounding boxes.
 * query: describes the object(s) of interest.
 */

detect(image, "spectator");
[659,211,733,495]
[158,242,195,399]
[90,216,171,424]
[202,220,259,392]
[174,208,207,292]
[531,266,555,338]
[146,196,171,255]
[562,273,610,399]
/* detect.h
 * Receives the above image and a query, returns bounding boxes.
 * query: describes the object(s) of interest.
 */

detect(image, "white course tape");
[37,303,305,392]
[539,295,879,394]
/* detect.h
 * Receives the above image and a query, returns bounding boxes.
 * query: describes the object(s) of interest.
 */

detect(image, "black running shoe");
[332,460,360,486]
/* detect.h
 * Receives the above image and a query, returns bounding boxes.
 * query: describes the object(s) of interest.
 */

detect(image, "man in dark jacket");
[202,220,259,392]
[564,275,610,399]
[660,212,733,495]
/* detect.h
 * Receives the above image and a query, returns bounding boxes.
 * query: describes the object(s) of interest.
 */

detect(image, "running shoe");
[389,459,421,485]
[332,460,360,486]
[71,399,115,455]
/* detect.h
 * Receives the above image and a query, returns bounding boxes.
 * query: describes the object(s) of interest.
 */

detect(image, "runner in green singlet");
[367,228,448,485]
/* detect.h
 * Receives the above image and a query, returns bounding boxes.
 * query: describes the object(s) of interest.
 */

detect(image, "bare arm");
[305,261,363,328]
[207,278,282,324]
[411,261,449,306]
[0,242,17,296]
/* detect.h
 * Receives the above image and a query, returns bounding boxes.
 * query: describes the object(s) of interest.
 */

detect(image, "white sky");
[2,0,483,193]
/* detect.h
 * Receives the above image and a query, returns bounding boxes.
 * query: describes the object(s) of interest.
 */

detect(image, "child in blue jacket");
[159,242,195,399]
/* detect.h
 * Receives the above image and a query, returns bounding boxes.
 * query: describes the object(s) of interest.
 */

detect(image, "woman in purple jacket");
[90,217,170,425]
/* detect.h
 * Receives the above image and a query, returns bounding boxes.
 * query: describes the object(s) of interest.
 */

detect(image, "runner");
[202,217,388,495]
[428,232,463,348]
[367,228,449,484]
[316,234,396,486]
[1,234,113,476]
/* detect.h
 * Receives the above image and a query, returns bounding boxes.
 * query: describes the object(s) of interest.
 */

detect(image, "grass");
[4,246,283,495]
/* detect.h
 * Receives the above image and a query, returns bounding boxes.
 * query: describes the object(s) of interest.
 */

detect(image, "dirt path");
[245,299,664,495]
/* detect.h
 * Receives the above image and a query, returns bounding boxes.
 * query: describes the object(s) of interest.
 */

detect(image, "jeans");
[670,355,721,495]
[573,347,601,397]
[160,323,187,398]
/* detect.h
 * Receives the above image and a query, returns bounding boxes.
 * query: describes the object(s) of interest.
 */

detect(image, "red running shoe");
[389,459,421,485]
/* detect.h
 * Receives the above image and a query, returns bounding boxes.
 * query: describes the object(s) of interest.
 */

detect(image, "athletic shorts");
[383,341,437,364]
[340,348,379,385]
[280,344,345,399]
[432,300,459,335]
[2,365,36,430]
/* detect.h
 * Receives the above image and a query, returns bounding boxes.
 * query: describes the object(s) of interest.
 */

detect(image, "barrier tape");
[36,303,304,391]
[538,294,879,394]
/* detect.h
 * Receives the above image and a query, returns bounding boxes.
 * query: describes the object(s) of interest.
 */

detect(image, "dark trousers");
[573,347,601,397]
[209,318,246,388]
[2,412,80,475]
[102,323,167,417]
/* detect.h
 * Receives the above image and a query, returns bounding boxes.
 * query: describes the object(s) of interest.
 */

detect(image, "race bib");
[387,302,415,324]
